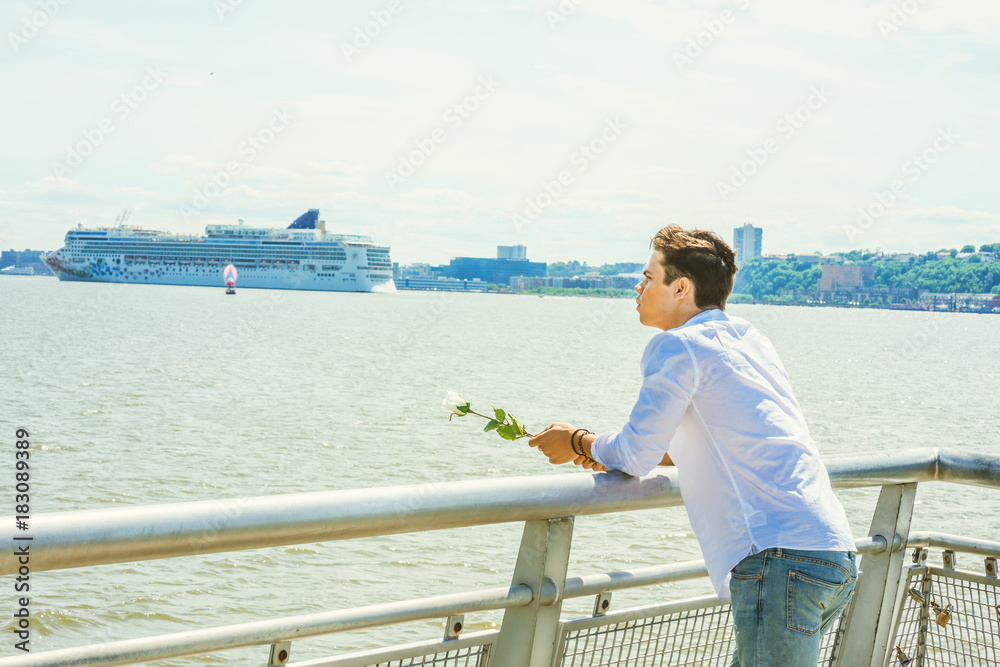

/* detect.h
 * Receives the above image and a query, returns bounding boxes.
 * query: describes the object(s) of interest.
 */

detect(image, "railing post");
[493,517,574,667]
[835,483,916,667]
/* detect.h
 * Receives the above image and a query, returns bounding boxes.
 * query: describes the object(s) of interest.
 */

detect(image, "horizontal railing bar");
[934,449,1000,489]
[824,447,940,488]
[919,565,1000,585]
[0,586,532,667]
[548,536,888,603]
[1,469,680,575]
[1,529,984,667]
[906,531,1000,558]
[559,560,708,601]
[559,593,727,631]
[855,535,889,554]
[2,448,996,577]
[288,630,498,667]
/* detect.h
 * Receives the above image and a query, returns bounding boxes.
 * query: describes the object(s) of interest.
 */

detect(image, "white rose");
[442,391,471,416]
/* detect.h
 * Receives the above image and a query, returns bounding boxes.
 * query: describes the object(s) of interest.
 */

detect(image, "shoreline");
[395,286,1000,314]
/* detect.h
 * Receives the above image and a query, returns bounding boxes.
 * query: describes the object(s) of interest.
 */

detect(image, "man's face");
[635,251,685,331]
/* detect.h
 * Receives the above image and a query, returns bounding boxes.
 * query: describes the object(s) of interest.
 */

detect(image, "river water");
[1,278,998,664]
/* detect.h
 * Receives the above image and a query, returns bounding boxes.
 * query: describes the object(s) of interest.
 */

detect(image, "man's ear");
[675,276,698,303]
[675,276,691,298]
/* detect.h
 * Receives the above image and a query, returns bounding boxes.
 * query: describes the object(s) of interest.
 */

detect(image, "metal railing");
[1,447,998,667]
[889,538,1000,666]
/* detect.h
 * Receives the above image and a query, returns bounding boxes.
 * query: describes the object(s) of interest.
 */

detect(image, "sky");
[1,0,998,265]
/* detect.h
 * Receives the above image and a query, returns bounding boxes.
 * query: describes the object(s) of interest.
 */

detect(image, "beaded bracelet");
[571,428,595,464]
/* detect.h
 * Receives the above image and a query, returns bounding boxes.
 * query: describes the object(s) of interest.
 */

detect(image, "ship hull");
[47,261,395,293]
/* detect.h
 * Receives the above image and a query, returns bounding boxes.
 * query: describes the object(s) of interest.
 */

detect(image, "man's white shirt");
[591,308,855,599]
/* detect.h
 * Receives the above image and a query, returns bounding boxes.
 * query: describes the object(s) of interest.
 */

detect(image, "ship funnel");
[288,209,320,229]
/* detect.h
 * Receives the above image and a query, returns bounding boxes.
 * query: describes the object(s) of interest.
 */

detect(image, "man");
[528,225,856,666]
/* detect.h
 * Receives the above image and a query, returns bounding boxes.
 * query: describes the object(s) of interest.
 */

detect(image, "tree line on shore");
[523,244,1000,300]
[733,249,1000,301]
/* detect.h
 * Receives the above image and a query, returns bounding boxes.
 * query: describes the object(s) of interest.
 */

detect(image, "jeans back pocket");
[786,570,847,635]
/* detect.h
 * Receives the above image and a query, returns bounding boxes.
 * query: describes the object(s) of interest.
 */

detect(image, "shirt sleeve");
[590,333,699,476]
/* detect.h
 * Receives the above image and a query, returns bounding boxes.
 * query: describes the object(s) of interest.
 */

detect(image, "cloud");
[1,1,997,267]
[304,161,368,175]
[687,71,735,83]
[113,185,160,198]
[152,155,224,174]
[893,206,993,223]
[877,1,1000,46]
[558,75,676,113]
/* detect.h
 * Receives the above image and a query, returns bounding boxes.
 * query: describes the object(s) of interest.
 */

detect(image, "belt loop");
[775,548,782,557]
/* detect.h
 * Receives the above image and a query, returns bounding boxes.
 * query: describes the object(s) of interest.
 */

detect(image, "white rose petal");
[442,391,470,416]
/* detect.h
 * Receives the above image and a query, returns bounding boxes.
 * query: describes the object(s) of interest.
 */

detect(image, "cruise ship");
[42,209,395,292]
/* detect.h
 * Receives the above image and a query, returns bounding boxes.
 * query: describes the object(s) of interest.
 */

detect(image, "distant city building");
[496,245,527,260]
[0,249,50,275]
[957,251,997,263]
[794,254,842,265]
[733,223,762,263]
[394,276,488,292]
[613,274,642,289]
[509,276,545,290]
[759,253,842,265]
[812,264,921,305]
[510,274,640,290]
[917,292,1000,313]
[396,262,438,279]
[818,265,874,292]
[440,245,545,284]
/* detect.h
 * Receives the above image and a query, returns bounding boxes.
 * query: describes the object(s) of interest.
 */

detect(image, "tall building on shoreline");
[733,223,763,264]
[496,244,526,260]
[439,245,545,284]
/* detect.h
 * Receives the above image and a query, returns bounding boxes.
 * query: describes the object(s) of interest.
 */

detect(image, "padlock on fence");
[935,603,954,628]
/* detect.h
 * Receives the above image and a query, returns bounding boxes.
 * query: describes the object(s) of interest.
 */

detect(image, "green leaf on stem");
[494,407,506,422]
[484,419,500,432]
[496,424,519,440]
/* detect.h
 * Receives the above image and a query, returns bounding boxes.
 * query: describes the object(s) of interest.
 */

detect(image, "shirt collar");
[677,307,727,330]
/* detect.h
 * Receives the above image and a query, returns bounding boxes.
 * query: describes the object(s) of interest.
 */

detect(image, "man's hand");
[528,423,607,471]
[578,456,608,472]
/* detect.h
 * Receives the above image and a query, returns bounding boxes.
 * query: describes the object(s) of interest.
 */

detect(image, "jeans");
[728,548,857,667]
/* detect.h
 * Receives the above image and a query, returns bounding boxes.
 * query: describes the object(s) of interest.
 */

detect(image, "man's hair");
[651,225,739,309]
